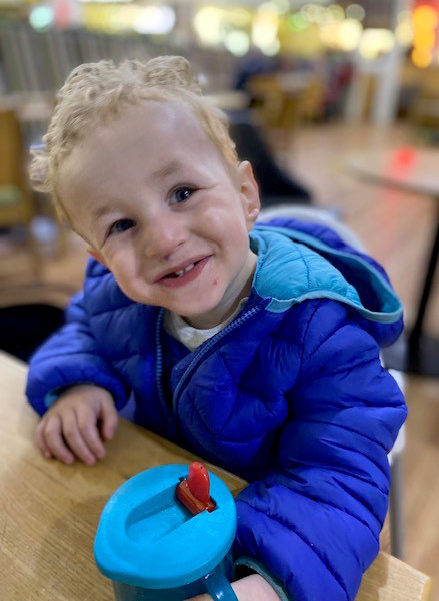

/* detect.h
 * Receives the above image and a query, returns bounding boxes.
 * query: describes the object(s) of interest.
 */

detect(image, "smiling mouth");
[157,256,211,288]
[160,258,207,280]
[164,261,200,279]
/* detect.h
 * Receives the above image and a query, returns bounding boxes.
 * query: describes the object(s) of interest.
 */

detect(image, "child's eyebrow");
[91,204,113,219]
[150,160,184,182]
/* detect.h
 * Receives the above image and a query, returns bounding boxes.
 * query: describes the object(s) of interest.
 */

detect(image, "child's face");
[58,101,260,328]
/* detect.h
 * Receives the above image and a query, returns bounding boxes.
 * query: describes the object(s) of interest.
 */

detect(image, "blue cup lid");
[94,464,237,589]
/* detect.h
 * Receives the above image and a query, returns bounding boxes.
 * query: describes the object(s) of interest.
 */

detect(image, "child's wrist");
[45,383,113,410]
[231,574,282,601]
[234,557,288,600]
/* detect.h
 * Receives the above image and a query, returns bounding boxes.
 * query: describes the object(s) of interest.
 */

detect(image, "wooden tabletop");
[348,146,439,198]
[0,351,431,601]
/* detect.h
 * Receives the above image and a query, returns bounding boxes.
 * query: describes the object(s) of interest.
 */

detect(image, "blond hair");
[30,55,238,214]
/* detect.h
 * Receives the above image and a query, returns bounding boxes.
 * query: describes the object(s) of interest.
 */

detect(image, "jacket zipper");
[155,308,175,432]
[171,303,263,414]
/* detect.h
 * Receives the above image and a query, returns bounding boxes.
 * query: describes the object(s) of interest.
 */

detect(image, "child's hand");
[185,574,281,601]
[35,384,118,465]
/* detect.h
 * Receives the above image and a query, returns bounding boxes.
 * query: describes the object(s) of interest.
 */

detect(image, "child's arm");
[233,299,407,601]
[26,288,128,418]
[35,384,118,464]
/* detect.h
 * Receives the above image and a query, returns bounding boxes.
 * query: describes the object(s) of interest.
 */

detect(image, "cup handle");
[203,568,239,601]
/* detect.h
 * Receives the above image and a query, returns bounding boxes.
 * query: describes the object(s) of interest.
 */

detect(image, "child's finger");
[40,439,53,459]
[61,411,97,465]
[99,398,119,441]
[43,415,75,464]
[35,421,53,458]
[75,406,106,459]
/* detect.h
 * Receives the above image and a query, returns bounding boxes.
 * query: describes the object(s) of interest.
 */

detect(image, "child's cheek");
[101,247,125,277]
[202,206,247,244]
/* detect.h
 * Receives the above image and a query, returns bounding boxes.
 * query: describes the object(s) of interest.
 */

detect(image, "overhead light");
[29,5,54,30]
[411,3,439,68]
[261,38,280,56]
[194,7,222,45]
[224,31,250,56]
[412,48,432,68]
[359,28,395,60]
[288,13,310,31]
[346,3,365,22]
[327,4,345,23]
[336,18,363,51]
[78,0,131,5]
[132,6,175,35]
[273,0,290,14]
[252,3,279,48]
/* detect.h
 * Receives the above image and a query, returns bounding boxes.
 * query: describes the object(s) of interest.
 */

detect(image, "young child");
[27,56,406,601]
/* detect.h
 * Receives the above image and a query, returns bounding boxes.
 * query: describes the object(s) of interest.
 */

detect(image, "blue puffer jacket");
[27,219,406,601]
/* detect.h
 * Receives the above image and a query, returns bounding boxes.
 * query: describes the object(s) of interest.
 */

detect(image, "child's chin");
[172,297,224,322]
[174,304,217,320]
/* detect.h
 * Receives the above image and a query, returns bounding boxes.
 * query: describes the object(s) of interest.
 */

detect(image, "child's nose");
[141,212,188,259]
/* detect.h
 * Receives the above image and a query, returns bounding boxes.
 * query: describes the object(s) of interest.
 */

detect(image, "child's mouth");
[166,261,199,278]
[158,257,210,288]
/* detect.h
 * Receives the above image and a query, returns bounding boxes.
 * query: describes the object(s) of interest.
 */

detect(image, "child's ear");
[87,248,107,267]
[237,161,261,229]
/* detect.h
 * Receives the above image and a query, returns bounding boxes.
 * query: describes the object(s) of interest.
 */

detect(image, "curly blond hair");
[30,55,238,215]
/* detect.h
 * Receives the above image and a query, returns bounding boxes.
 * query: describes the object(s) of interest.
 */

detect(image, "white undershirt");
[164,297,249,352]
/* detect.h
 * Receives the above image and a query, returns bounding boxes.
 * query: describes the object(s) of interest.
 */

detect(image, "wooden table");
[349,146,439,378]
[0,351,431,601]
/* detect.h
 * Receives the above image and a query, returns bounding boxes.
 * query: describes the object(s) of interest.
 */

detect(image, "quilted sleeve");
[26,291,128,416]
[234,300,407,601]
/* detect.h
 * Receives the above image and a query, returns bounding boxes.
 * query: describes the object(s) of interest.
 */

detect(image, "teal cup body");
[111,551,235,601]
[94,464,238,601]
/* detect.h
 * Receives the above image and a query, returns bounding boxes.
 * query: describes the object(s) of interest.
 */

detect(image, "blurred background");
[1,0,439,597]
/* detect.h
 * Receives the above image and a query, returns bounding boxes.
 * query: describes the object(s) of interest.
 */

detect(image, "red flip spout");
[176,462,216,515]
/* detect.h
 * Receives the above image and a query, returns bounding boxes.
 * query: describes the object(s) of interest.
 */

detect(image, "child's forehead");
[58,99,234,196]
[108,100,204,139]
[71,100,213,165]
[67,100,223,173]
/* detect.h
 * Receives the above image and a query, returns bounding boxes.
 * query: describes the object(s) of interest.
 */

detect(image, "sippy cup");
[94,462,238,600]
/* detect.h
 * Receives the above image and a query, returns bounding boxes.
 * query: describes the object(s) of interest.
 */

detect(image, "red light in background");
[388,147,417,178]
[413,0,439,8]
[394,147,416,167]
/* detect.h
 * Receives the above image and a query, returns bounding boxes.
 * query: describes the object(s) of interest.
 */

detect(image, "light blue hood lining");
[249,226,402,324]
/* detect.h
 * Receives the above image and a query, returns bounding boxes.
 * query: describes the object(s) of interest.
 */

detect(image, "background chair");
[0,107,41,278]
[259,204,406,560]
[245,72,325,148]
[0,283,75,362]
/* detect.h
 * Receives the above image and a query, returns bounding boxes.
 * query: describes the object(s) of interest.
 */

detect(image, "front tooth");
[174,263,195,277]
[183,263,195,274]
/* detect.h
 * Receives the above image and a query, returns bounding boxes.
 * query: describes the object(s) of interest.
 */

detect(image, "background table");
[0,351,431,601]
[349,146,439,378]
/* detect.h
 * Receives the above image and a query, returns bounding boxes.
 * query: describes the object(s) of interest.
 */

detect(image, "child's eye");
[108,218,135,235]
[171,187,193,205]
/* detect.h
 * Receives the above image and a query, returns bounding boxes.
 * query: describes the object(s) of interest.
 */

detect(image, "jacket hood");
[249,221,403,344]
